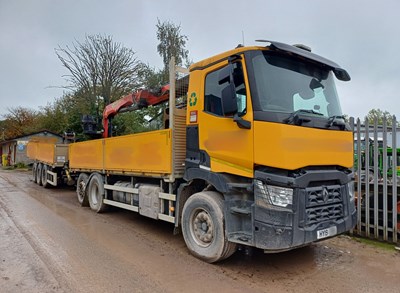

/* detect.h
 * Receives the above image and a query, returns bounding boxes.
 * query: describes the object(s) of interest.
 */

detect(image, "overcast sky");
[0,0,399,119]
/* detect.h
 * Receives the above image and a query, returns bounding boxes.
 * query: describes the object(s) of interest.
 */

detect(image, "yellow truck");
[30,41,356,263]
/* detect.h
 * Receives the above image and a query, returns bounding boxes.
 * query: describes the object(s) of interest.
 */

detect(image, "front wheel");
[181,191,237,263]
[88,173,107,213]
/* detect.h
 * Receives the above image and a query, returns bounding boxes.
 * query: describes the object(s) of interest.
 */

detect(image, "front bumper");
[253,207,356,250]
[252,168,356,251]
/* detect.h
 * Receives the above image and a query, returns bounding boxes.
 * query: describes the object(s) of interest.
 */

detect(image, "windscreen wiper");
[285,109,323,125]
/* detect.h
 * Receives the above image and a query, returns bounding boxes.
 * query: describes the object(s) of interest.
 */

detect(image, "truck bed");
[27,140,68,167]
[69,108,186,178]
[69,129,172,176]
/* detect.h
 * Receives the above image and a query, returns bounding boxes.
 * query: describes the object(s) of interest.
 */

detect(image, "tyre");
[32,163,37,183]
[36,163,43,186]
[88,173,107,213]
[76,173,89,207]
[181,191,237,263]
[41,165,49,188]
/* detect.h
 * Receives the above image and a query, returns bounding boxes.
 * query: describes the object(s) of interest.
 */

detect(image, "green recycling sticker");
[189,92,197,107]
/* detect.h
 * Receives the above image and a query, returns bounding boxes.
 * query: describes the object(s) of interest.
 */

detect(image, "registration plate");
[317,226,337,239]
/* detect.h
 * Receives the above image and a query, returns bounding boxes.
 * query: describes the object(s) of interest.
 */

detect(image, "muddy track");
[1,169,399,293]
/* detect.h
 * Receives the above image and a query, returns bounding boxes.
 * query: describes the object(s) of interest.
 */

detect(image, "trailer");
[29,41,357,263]
[27,136,73,187]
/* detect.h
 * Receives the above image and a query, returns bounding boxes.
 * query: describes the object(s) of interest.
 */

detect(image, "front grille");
[306,185,342,207]
[303,185,344,227]
[305,203,343,226]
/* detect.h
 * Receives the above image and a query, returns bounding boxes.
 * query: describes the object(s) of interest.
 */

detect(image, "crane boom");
[102,85,170,138]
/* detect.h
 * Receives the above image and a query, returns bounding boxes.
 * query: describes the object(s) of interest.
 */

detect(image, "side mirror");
[218,65,231,85]
[221,84,238,115]
[218,64,238,116]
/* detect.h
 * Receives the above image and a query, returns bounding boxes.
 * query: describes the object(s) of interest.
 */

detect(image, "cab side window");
[204,62,247,117]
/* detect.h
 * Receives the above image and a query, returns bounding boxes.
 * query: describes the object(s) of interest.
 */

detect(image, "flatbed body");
[27,139,68,167]
[69,108,186,178]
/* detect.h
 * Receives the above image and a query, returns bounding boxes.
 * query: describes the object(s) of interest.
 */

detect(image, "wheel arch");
[178,168,252,227]
[176,179,208,228]
[176,170,229,228]
[184,168,231,194]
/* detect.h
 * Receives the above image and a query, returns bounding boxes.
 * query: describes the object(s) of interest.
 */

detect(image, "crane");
[102,85,170,138]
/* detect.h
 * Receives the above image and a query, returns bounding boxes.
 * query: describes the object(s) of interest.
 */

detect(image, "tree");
[2,107,40,139]
[37,95,77,135]
[156,19,189,83]
[49,23,191,138]
[138,63,166,91]
[55,35,143,120]
[365,109,398,126]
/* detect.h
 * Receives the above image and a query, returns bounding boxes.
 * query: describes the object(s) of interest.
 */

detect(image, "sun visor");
[268,41,351,81]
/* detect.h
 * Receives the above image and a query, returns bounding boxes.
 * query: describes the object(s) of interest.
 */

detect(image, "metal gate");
[351,117,399,243]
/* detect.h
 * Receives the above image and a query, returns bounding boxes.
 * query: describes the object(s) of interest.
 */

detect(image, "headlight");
[255,180,293,209]
[348,181,355,202]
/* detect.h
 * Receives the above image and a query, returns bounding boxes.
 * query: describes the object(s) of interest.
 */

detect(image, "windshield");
[249,51,343,117]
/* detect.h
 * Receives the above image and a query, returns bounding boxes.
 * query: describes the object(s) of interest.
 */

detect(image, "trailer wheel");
[41,165,49,188]
[76,173,89,207]
[36,163,43,186]
[32,163,37,183]
[88,173,107,213]
[181,191,237,263]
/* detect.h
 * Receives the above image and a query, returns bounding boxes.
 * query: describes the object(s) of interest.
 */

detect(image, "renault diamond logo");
[322,187,329,202]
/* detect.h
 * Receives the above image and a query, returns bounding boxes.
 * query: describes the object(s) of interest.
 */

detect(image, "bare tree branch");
[55,34,142,119]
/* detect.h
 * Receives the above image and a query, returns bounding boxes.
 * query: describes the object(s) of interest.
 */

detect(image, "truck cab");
[181,41,356,258]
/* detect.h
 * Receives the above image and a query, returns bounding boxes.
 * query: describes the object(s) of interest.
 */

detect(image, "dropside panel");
[69,139,104,170]
[104,129,172,175]
[26,142,38,160]
[28,141,56,165]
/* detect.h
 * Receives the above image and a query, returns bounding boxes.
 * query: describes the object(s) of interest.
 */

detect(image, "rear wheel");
[32,163,37,183]
[41,165,49,188]
[88,173,107,213]
[76,173,89,207]
[36,164,43,186]
[181,191,237,263]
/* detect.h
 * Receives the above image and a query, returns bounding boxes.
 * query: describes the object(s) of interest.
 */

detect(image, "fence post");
[383,116,388,241]
[392,116,398,243]
[365,119,370,237]
[356,118,362,234]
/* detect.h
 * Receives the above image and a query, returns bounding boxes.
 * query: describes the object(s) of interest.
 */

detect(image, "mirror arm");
[233,114,251,129]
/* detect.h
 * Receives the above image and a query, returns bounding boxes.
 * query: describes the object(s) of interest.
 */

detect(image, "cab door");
[197,59,254,178]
